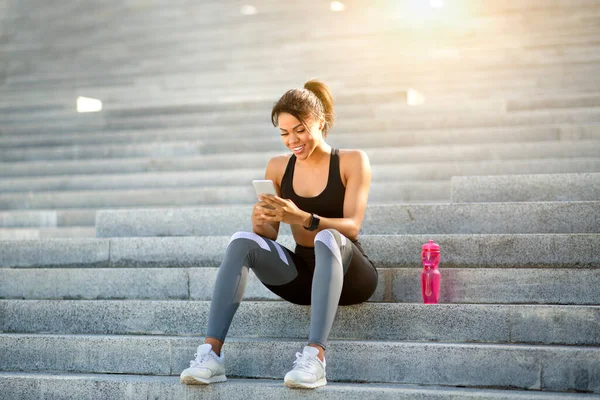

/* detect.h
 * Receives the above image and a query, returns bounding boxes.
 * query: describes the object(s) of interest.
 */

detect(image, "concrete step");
[3,107,600,137]
[12,32,598,75]
[6,78,599,124]
[2,266,597,304]
[1,373,596,400]
[0,334,597,392]
[5,59,599,108]
[0,180,452,210]
[2,62,599,112]
[0,138,597,167]
[2,123,589,150]
[1,159,599,194]
[4,2,597,46]
[0,227,95,240]
[4,48,600,96]
[507,94,600,112]
[2,234,597,270]
[2,300,598,346]
[95,202,600,237]
[451,173,600,202]
[5,27,600,74]
[0,95,505,127]
[4,34,600,86]
[0,211,57,228]
[0,87,590,130]
[4,3,597,49]
[0,141,600,177]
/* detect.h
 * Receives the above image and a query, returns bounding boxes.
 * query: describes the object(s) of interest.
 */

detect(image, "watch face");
[310,215,320,231]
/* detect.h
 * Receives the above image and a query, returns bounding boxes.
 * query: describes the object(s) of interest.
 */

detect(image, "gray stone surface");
[0,228,40,240]
[360,234,600,268]
[0,124,573,149]
[0,211,57,228]
[1,300,598,345]
[56,209,96,226]
[2,267,597,304]
[95,206,252,237]
[0,138,598,164]
[1,373,595,400]
[0,154,597,186]
[0,238,109,268]
[1,334,598,392]
[95,202,600,237]
[5,100,600,134]
[1,159,599,194]
[507,94,600,112]
[392,268,600,305]
[452,173,600,202]
[0,227,95,240]
[0,334,171,375]
[0,268,188,300]
[0,181,449,210]
[2,234,597,268]
[108,236,237,268]
[36,227,96,238]
[509,305,600,345]
[541,348,600,393]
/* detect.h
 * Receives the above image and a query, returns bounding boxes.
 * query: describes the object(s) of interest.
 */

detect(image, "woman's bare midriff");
[290,224,318,247]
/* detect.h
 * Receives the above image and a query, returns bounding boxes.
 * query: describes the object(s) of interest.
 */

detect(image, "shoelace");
[190,352,211,368]
[292,351,317,372]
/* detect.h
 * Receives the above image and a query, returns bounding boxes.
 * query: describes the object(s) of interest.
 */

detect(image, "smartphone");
[252,179,278,196]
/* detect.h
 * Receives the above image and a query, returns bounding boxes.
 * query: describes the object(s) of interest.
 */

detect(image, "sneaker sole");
[180,375,227,385]
[284,377,327,389]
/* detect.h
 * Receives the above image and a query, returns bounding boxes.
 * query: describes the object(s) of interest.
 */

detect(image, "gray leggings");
[206,229,378,349]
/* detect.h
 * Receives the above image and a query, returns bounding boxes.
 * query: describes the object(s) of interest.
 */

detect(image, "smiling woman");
[180,80,378,390]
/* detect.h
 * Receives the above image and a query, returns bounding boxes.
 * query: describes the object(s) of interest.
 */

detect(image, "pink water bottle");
[421,240,441,304]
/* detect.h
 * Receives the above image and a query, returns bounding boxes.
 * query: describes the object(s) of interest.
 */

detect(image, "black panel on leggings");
[261,242,378,306]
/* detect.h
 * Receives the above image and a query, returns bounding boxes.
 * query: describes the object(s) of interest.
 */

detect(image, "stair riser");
[0,335,597,392]
[1,267,598,305]
[2,300,598,345]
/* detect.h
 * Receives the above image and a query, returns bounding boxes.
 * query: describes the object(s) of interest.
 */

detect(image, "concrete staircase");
[1,0,599,398]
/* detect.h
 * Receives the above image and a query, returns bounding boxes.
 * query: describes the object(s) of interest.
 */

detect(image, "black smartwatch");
[304,213,320,231]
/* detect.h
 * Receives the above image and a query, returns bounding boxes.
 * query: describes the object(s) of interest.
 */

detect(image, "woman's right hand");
[252,201,271,226]
[252,200,278,240]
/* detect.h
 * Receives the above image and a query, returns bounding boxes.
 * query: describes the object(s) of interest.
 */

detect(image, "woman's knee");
[314,229,347,247]
[222,231,270,266]
[314,229,348,256]
[227,231,271,252]
[314,229,352,271]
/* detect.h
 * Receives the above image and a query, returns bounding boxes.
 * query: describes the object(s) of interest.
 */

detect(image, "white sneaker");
[284,346,327,389]
[180,343,226,385]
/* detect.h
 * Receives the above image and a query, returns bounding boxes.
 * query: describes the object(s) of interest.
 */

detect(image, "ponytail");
[271,79,335,137]
[303,79,335,136]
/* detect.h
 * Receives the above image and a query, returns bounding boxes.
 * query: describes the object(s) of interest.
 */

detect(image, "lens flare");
[330,1,345,12]
[76,96,102,113]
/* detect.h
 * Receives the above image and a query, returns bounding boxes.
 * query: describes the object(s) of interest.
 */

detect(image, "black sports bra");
[280,148,345,218]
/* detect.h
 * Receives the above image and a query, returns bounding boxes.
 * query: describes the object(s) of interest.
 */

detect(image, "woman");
[180,79,378,389]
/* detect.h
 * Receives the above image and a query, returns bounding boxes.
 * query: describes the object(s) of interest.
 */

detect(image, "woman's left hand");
[258,194,309,226]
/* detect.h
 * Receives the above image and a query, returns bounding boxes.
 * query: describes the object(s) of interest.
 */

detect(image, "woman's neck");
[298,142,331,166]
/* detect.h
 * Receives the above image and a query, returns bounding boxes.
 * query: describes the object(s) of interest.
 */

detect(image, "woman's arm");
[260,150,371,241]
[251,156,285,241]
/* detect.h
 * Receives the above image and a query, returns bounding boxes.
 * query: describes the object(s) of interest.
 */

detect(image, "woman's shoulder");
[338,148,370,164]
[265,153,293,185]
[338,149,370,183]
[266,153,293,169]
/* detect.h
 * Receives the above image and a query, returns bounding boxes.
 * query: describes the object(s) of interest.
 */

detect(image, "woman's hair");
[271,79,335,137]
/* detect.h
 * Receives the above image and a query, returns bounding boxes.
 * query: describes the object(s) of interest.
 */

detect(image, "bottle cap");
[422,240,440,252]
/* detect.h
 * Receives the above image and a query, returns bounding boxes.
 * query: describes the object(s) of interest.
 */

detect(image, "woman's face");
[277,112,323,160]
